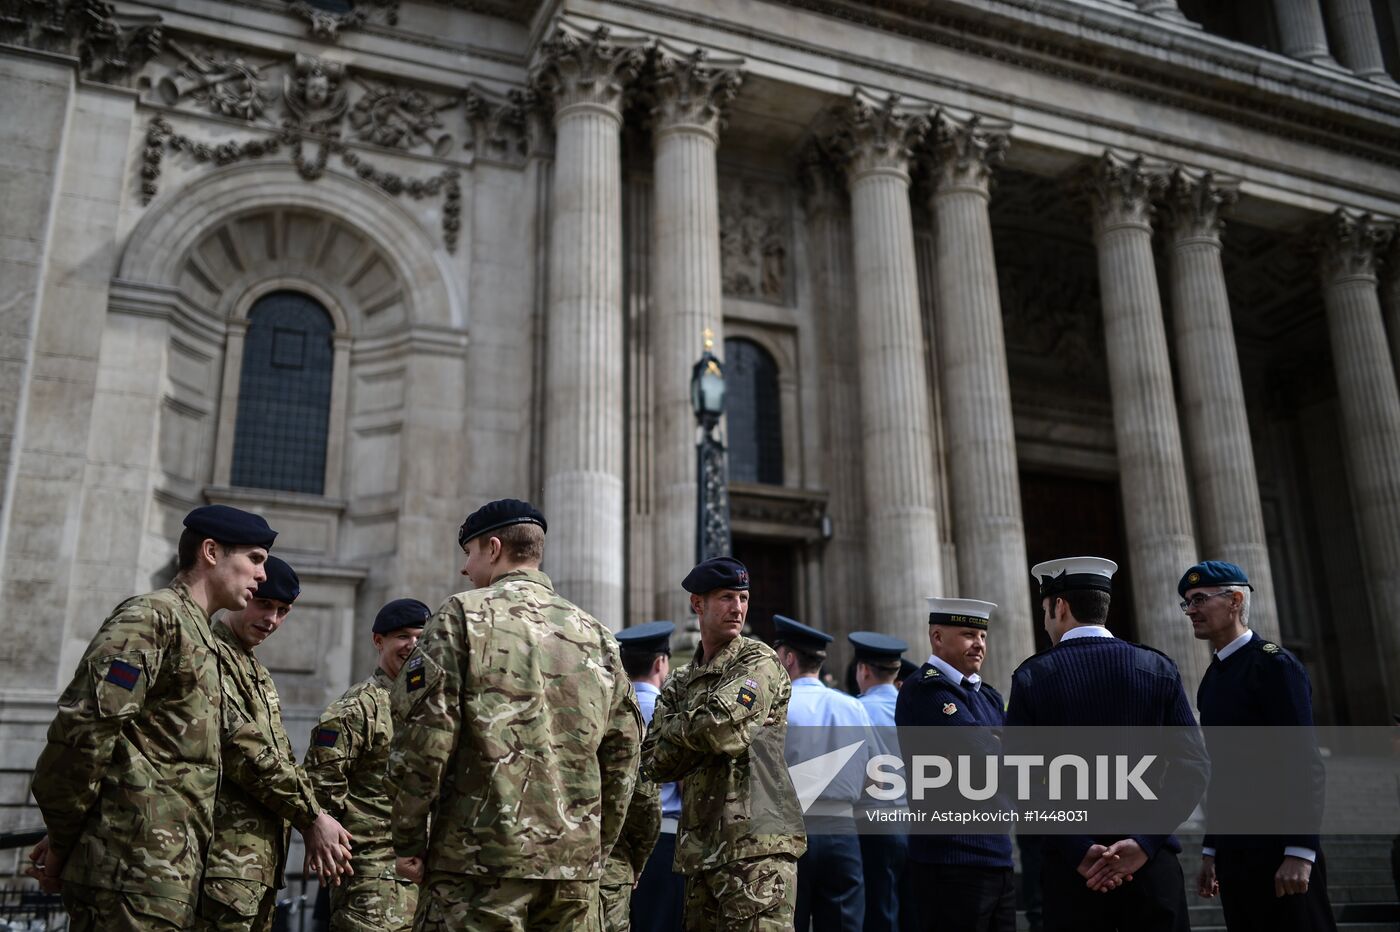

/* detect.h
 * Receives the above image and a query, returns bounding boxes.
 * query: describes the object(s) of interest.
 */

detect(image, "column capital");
[1088,150,1168,234]
[833,90,931,183]
[1319,209,1395,283]
[1164,168,1238,242]
[926,111,1009,195]
[649,43,744,140]
[530,21,647,121]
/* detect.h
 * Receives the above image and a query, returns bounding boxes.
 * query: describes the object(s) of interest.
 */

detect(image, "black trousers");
[1215,848,1338,932]
[857,833,906,932]
[1041,847,1188,932]
[795,833,865,932]
[903,862,1015,932]
[632,830,686,932]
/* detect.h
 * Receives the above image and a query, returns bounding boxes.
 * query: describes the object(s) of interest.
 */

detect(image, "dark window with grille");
[231,291,335,495]
[724,337,783,485]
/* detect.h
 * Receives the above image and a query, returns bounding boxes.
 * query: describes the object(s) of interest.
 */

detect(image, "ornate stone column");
[836,92,943,653]
[1320,210,1400,708]
[1089,151,1204,689]
[532,24,645,627]
[924,112,1034,690]
[1326,0,1396,82]
[649,44,743,624]
[1272,0,1340,65]
[1164,169,1280,642]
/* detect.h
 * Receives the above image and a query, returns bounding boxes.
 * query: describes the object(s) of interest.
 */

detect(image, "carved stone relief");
[718,175,790,304]
[0,0,164,84]
[351,79,455,155]
[288,0,399,42]
[159,40,273,120]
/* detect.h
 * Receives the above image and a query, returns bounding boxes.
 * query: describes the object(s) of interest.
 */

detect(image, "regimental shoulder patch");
[407,655,425,671]
[406,666,427,692]
[314,726,340,748]
[736,686,757,708]
[1261,642,1280,654]
[104,659,141,691]
[942,702,957,716]
[745,678,760,689]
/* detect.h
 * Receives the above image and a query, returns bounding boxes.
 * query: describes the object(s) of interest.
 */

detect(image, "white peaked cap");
[925,597,997,619]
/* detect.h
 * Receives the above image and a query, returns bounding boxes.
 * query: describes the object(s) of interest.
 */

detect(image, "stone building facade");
[2,0,1400,824]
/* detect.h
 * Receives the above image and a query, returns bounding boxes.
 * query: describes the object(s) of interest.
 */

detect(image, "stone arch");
[119,162,461,330]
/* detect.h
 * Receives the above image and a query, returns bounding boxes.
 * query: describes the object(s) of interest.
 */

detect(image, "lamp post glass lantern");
[692,330,733,562]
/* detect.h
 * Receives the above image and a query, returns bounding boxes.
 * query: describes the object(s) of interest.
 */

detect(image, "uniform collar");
[1060,625,1114,643]
[373,667,395,688]
[632,680,660,698]
[493,567,553,590]
[792,675,826,688]
[694,633,744,669]
[926,653,981,690]
[861,683,899,699]
[1215,628,1254,662]
[169,578,212,621]
[212,618,251,654]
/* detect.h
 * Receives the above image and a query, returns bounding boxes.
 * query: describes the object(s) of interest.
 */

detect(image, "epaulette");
[1259,641,1282,655]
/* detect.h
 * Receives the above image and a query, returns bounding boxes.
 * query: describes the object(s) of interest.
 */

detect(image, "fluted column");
[1272,0,1340,65]
[836,92,943,653]
[1320,210,1400,709]
[1089,152,1204,689]
[1164,169,1281,643]
[1326,0,1395,82]
[533,24,644,627]
[649,45,743,623]
[924,112,1033,691]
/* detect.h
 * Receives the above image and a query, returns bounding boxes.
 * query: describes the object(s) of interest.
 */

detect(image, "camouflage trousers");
[193,877,277,932]
[682,855,798,931]
[413,870,598,931]
[62,880,194,931]
[330,873,418,931]
[598,881,631,931]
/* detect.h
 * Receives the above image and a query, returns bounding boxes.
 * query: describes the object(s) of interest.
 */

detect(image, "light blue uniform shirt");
[634,680,682,818]
[857,682,899,728]
[786,676,875,805]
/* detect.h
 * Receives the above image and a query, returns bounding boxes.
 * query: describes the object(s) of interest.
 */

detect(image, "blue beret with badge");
[373,597,432,634]
[184,504,277,549]
[773,614,832,655]
[616,620,675,655]
[681,556,750,594]
[848,631,907,663]
[255,555,300,604]
[1178,560,1254,597]
[458,498,547,548]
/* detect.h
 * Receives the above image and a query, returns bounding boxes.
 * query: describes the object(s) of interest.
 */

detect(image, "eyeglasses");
[1179,590,1236,612]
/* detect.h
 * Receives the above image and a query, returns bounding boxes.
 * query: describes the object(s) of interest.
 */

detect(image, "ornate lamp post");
[691,329,732,562]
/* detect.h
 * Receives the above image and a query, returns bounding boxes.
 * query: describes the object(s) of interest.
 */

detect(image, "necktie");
[961,677,974,690]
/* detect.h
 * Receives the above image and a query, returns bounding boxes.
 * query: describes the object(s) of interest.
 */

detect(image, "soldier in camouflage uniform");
[305,597,431,931]
[641,557,807,931]
[199,555,353,932]
[27,506,276,931]
[599,764,661,931]
[386,499,643,931]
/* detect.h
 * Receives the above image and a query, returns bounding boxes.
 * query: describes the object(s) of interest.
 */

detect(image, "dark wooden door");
[1019,472,1137,650]
[731,536,798,645]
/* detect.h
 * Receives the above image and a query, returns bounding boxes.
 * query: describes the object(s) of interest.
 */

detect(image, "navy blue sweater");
[896,663,1014,868]
[1005,635,1209,863]
[1196,631,1323,853]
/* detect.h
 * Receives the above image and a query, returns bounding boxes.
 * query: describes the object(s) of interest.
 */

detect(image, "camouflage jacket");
[31,584,223,903]
[601,767,661,887]
[305,668,398,879]
[387,568,643,880]
[641,635,806,874]
[208,621,321,888]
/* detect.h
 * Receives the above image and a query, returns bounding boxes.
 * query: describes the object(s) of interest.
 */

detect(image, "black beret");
[458,499,547,548]
[184,504,276,549]
[1178,560,1253,597]
[681,556,750,594]
[373,598,432,634]
[255,556,300,604]
[615,620,675,654]
[773,614,832,655]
